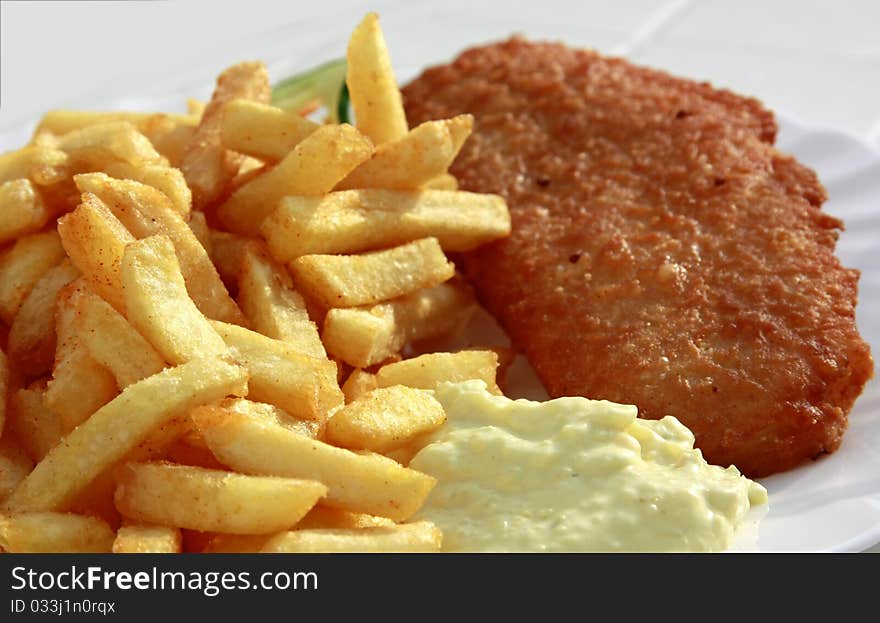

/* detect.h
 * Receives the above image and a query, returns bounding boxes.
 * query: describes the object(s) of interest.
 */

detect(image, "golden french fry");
[180,61,270,210]
[187,99,206,119]
[2,357,248,512]
[34,110,178,135]
[376,350,501,392]
[322,280,476,368]
[0,349,7,437]
[0,179,52,244]
[217,124,374,236]
[220,99,320,161]
[0,436,32,503]
[341,369,378,403]
[163,438,229,470]
[115,462,327,535]
[382,436,433,467]
[0,229,66,324]
[208,229,249,294]
[34,110,195,138]
[101,161,192,216]
[7,261,80,378]
[295,505,394,530]
[421,173,458,190]
[194,405,435,521]
[121,235,229,365]
[57,121,167,170]
[75,173,243,324]
[291,237,454,308]
[202,533,270,553]
[346,13,408,145]
[44,282,119,431]
[187,210,211,253]
[261,522,441,553]
[262,189,510,261]
[337,115,472,190]
[191,398,321,441]
[325,385,446,453]
[0,512,115,553]
[112,523,182,553]
[237,242,326,358]
[0,145,69,186]
[62,469,122,529]
[36,111,196,168]
[209,320,342,421]
[6,382,63,463]
[73,286,166,388]
[57,193,135,313]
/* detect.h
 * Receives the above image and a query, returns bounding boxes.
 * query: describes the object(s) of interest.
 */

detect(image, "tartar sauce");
[409,380,768,552]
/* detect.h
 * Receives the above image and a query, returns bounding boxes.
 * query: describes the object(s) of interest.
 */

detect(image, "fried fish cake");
[403,38,873,477]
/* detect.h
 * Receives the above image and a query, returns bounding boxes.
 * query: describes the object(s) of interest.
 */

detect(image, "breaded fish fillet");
[403,38,873,477]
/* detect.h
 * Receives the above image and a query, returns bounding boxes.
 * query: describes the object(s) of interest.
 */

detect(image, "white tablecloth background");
[1,0,878,552]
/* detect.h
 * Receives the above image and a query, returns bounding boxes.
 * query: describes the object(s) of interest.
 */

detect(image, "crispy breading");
[403,38,874,477]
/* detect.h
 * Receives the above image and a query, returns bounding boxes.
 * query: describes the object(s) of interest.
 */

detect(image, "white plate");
[1,14,877,554]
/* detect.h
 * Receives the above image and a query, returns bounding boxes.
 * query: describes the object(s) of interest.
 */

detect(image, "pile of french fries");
[0,14,511,553]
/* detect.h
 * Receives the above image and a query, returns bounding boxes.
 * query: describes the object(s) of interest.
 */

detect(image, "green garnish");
[336,82,351,125]
[271,58,351,124]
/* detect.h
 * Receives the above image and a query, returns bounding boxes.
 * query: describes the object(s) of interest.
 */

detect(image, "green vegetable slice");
[271,58,351,124]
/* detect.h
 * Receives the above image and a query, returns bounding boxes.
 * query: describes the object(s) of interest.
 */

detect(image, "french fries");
[0,12,513,553]
[0,512,115,553]
[102,161,192,216]
[0,437,32,504]
[346,13,408,144]
[325,386,446,453]
[0,350,8,437]
[112,523,182,554]
[180,61,270,210]
[73,286,166,388]
[6,383,63,463]
[191,398,321,441]
[341,368,379,403]
[295,505,395,530]
[221,99,320,161]
[44,281,119,431]
[35,110,196,138]
[2,357,247,512]
[57,193,135,313]
[0,179,52,244]
[209,320,342,420]
[0,229,66,324]
[202,534,270,554]
[193,405,435,521]
[75,172,242,323]
[237,242,326,358]
[337,115,473,190]
[291,237,454,308]
[217,123,374,236]
[375,350,501,392]
[0,145,69,186]
[7,260,79,377]
[56,121,166,171]
[261,522,442,553]
[121,235,229,365]
[207,229,247,290]
[115,462,327,534]
[262,189,511,261]
[34,110,199,167]
[322,280,476,368]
